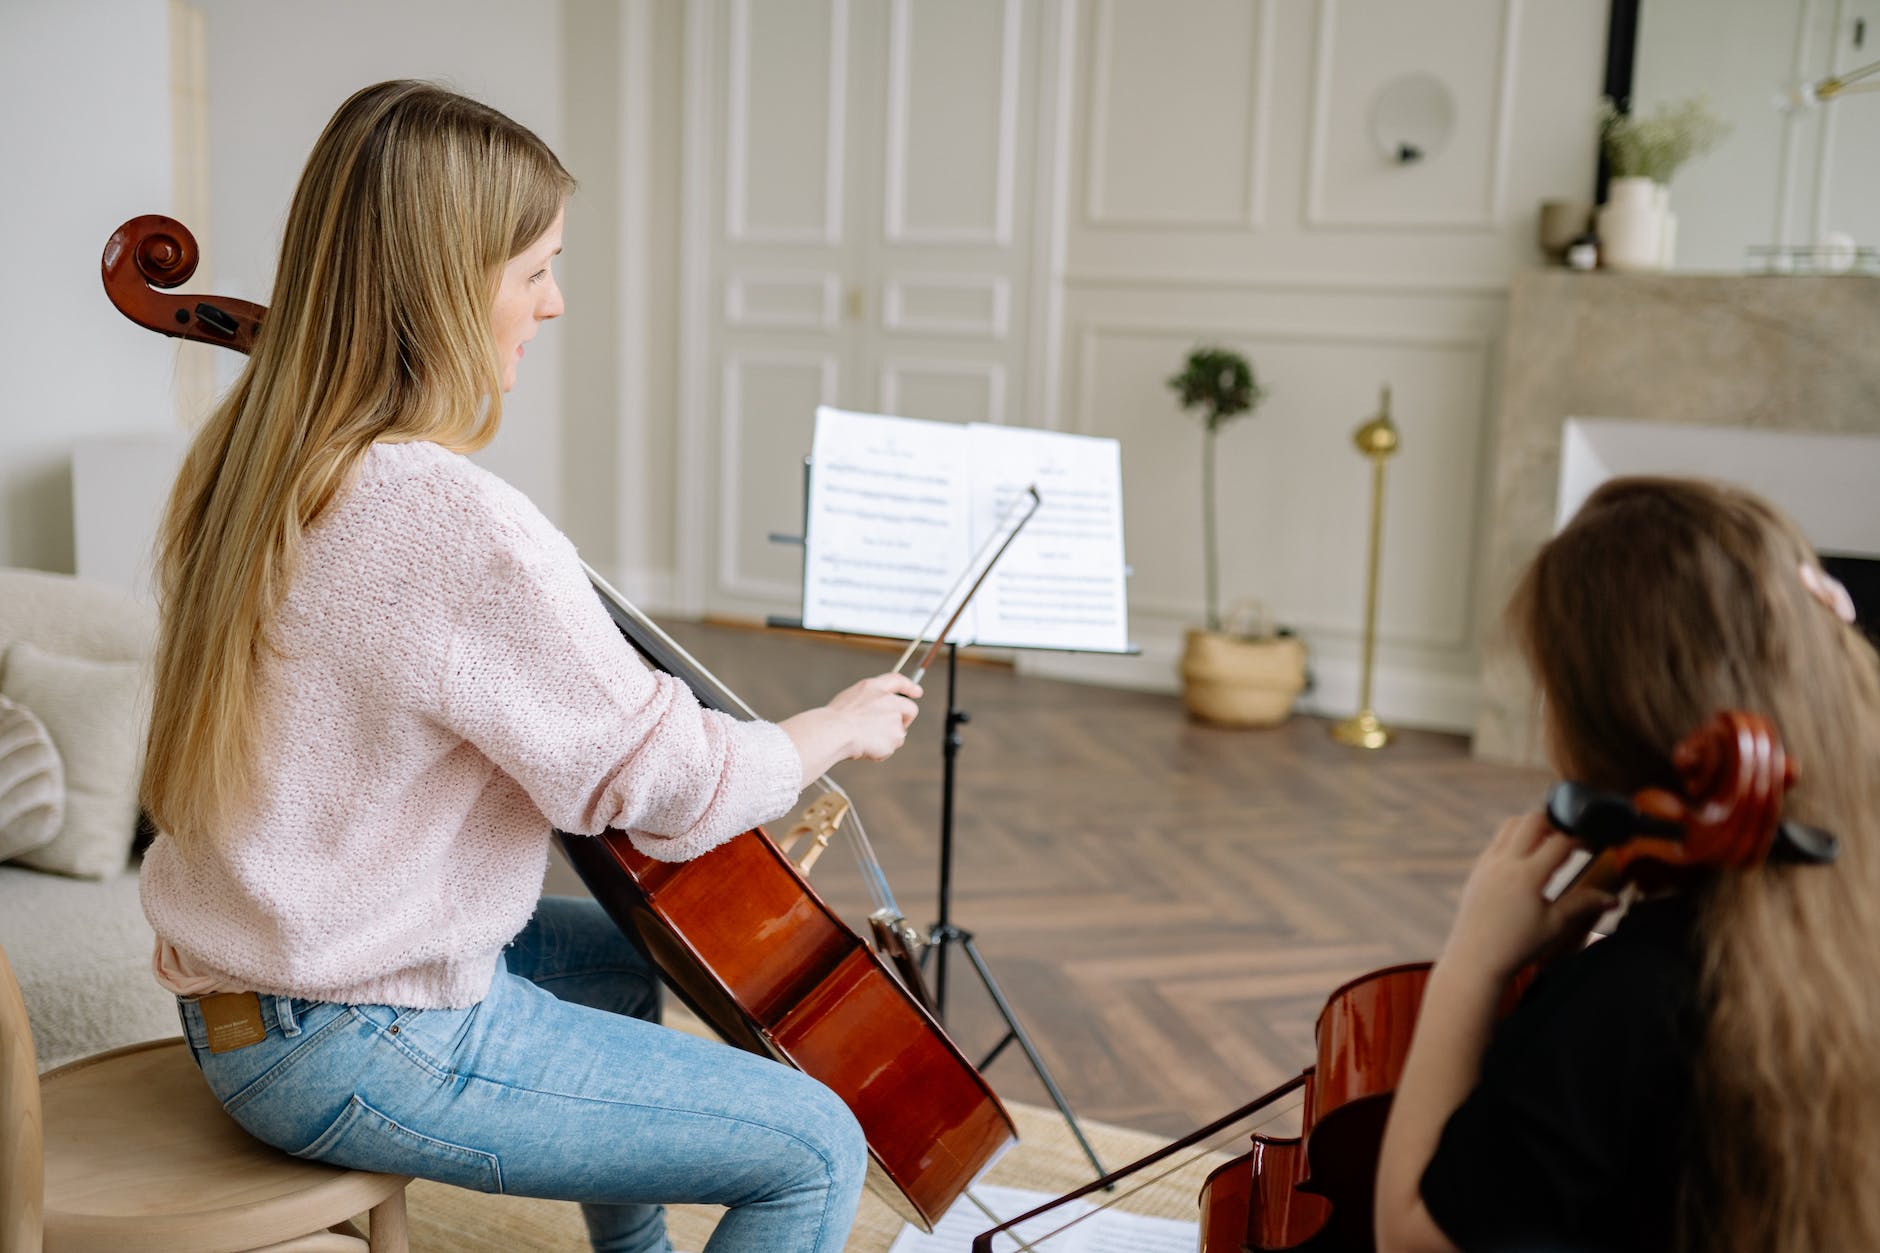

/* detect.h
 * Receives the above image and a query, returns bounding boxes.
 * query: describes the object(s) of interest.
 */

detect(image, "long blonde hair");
[1509,476,1880,1253]
[143,81,574,849]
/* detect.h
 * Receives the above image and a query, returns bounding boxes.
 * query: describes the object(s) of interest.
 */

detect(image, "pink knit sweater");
[141,440,803,1008]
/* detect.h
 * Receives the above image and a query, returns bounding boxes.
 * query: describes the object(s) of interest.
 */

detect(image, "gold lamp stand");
[1332,386,1399,750]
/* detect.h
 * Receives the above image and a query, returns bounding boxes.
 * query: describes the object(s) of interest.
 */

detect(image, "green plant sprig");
[1599,95,1731,184]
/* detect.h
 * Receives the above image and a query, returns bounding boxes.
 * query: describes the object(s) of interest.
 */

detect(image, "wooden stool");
[2,947,410,1253]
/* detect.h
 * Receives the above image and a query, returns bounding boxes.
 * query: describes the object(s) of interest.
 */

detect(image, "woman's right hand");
[779,672,923,784]
[1439,811,1617,982]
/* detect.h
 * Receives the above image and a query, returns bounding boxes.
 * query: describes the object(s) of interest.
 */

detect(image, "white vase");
[1597,177,1663,272]
[1655,183,1678,269]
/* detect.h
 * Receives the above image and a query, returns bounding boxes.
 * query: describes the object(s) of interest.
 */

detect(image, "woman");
[1374,477,1880,1253]
[139,80,919,1253]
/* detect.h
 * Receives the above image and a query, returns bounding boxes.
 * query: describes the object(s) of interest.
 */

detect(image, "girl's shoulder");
[299,441,580,616]
[1502,895,1705,1054]
[355,439,538,519]
[349,440,568,561]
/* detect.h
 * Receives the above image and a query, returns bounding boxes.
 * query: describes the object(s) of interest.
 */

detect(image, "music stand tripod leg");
[922,643,1108,1182]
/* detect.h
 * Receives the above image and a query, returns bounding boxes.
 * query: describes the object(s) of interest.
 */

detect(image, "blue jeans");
[176,896,867,1253]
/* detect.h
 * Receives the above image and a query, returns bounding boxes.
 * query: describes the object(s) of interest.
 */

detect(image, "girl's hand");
[823,672,922,760]
[1440,812,1617,982]
[779,672,922,783]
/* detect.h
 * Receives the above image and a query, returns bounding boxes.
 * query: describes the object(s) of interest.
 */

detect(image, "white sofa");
[0,567,178,1070]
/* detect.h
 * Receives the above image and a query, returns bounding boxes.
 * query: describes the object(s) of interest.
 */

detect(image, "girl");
[1375,477,1880,1253]
[138,80,920,1253]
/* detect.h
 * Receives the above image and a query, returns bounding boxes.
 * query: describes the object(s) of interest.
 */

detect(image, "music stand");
[924,637,1109,1180]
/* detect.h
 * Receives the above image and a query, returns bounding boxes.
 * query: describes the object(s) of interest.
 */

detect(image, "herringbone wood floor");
[545,619,1549,1142]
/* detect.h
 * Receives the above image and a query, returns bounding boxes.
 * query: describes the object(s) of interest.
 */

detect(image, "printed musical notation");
[884,1183,1198,1253]
[802,407,1129,653]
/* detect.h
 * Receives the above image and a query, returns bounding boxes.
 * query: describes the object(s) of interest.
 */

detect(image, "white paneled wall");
[886,0,1023,245]
[1083,0,1272,229]
[1017,0,1606,730]
[1303,0,1516,229]
[683,0,1047,622]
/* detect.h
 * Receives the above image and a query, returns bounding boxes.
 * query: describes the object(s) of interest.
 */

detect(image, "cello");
[970,710,1838,1253]
[101,214,1017,1231]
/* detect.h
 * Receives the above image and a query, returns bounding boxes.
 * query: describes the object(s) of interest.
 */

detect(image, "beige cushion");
[0,694,63,861]
[0,568,154,665]
[0,643,146,879]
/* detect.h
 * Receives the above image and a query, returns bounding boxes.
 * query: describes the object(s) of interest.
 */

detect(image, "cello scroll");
[101,214,265,353]
[1543,709,1839,901]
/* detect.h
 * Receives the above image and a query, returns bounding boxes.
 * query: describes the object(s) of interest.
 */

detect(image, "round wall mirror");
[1370,73,1457,165]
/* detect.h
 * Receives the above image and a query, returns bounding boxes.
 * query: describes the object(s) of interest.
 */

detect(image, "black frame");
[1599,0,1642,201]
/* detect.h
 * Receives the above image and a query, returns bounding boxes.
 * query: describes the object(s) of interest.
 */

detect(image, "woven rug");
[395,1011,1231,1251]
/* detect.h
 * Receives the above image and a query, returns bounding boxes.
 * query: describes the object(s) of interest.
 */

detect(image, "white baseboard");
[1298,654,1480,734]
[1016,630,1481,734]
[1014,636,1185,694]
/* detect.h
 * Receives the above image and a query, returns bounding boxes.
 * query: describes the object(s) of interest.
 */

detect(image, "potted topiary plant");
[1166,346,1307,726]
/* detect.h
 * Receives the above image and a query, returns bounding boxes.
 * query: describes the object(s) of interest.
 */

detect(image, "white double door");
[683,0,1049,620]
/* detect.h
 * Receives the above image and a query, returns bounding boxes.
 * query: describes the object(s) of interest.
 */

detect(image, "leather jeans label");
[201,991,267,1053]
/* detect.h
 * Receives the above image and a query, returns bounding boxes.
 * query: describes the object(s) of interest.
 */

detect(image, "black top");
[1419,896,1705,1253]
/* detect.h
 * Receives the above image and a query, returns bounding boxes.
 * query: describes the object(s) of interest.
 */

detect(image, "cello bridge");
[779,794,851,875]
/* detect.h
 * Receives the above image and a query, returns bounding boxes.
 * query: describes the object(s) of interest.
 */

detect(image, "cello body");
[560,826,1017,1229]
[101,214,1018,1231]
[1198,964,1429,1252]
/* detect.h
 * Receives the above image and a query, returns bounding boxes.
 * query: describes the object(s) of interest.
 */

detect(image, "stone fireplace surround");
[1474,271,1880,764]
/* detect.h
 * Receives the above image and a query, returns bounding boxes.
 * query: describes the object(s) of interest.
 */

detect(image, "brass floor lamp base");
[1331,708,1392,750]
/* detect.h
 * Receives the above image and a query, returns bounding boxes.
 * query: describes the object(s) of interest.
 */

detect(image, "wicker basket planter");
[1179,628,1307,727]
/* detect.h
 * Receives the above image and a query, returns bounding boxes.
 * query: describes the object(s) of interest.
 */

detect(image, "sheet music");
[1075,1208,1199,1252]
[966,424,1129,652]
[802,407,972,641]
[885,1184,1198,1253]
[800,407,1130,654]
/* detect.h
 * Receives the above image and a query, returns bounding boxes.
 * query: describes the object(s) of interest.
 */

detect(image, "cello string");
[580,562,902,914]
[834,805,898,914]
[971,1091,1306,1249]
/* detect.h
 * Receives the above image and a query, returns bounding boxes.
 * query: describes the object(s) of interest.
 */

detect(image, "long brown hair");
[1509,476,1880,1253]
[142,81,574,849]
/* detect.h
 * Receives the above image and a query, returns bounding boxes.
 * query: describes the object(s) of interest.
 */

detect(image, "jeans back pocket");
[299,1094,503,1194]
